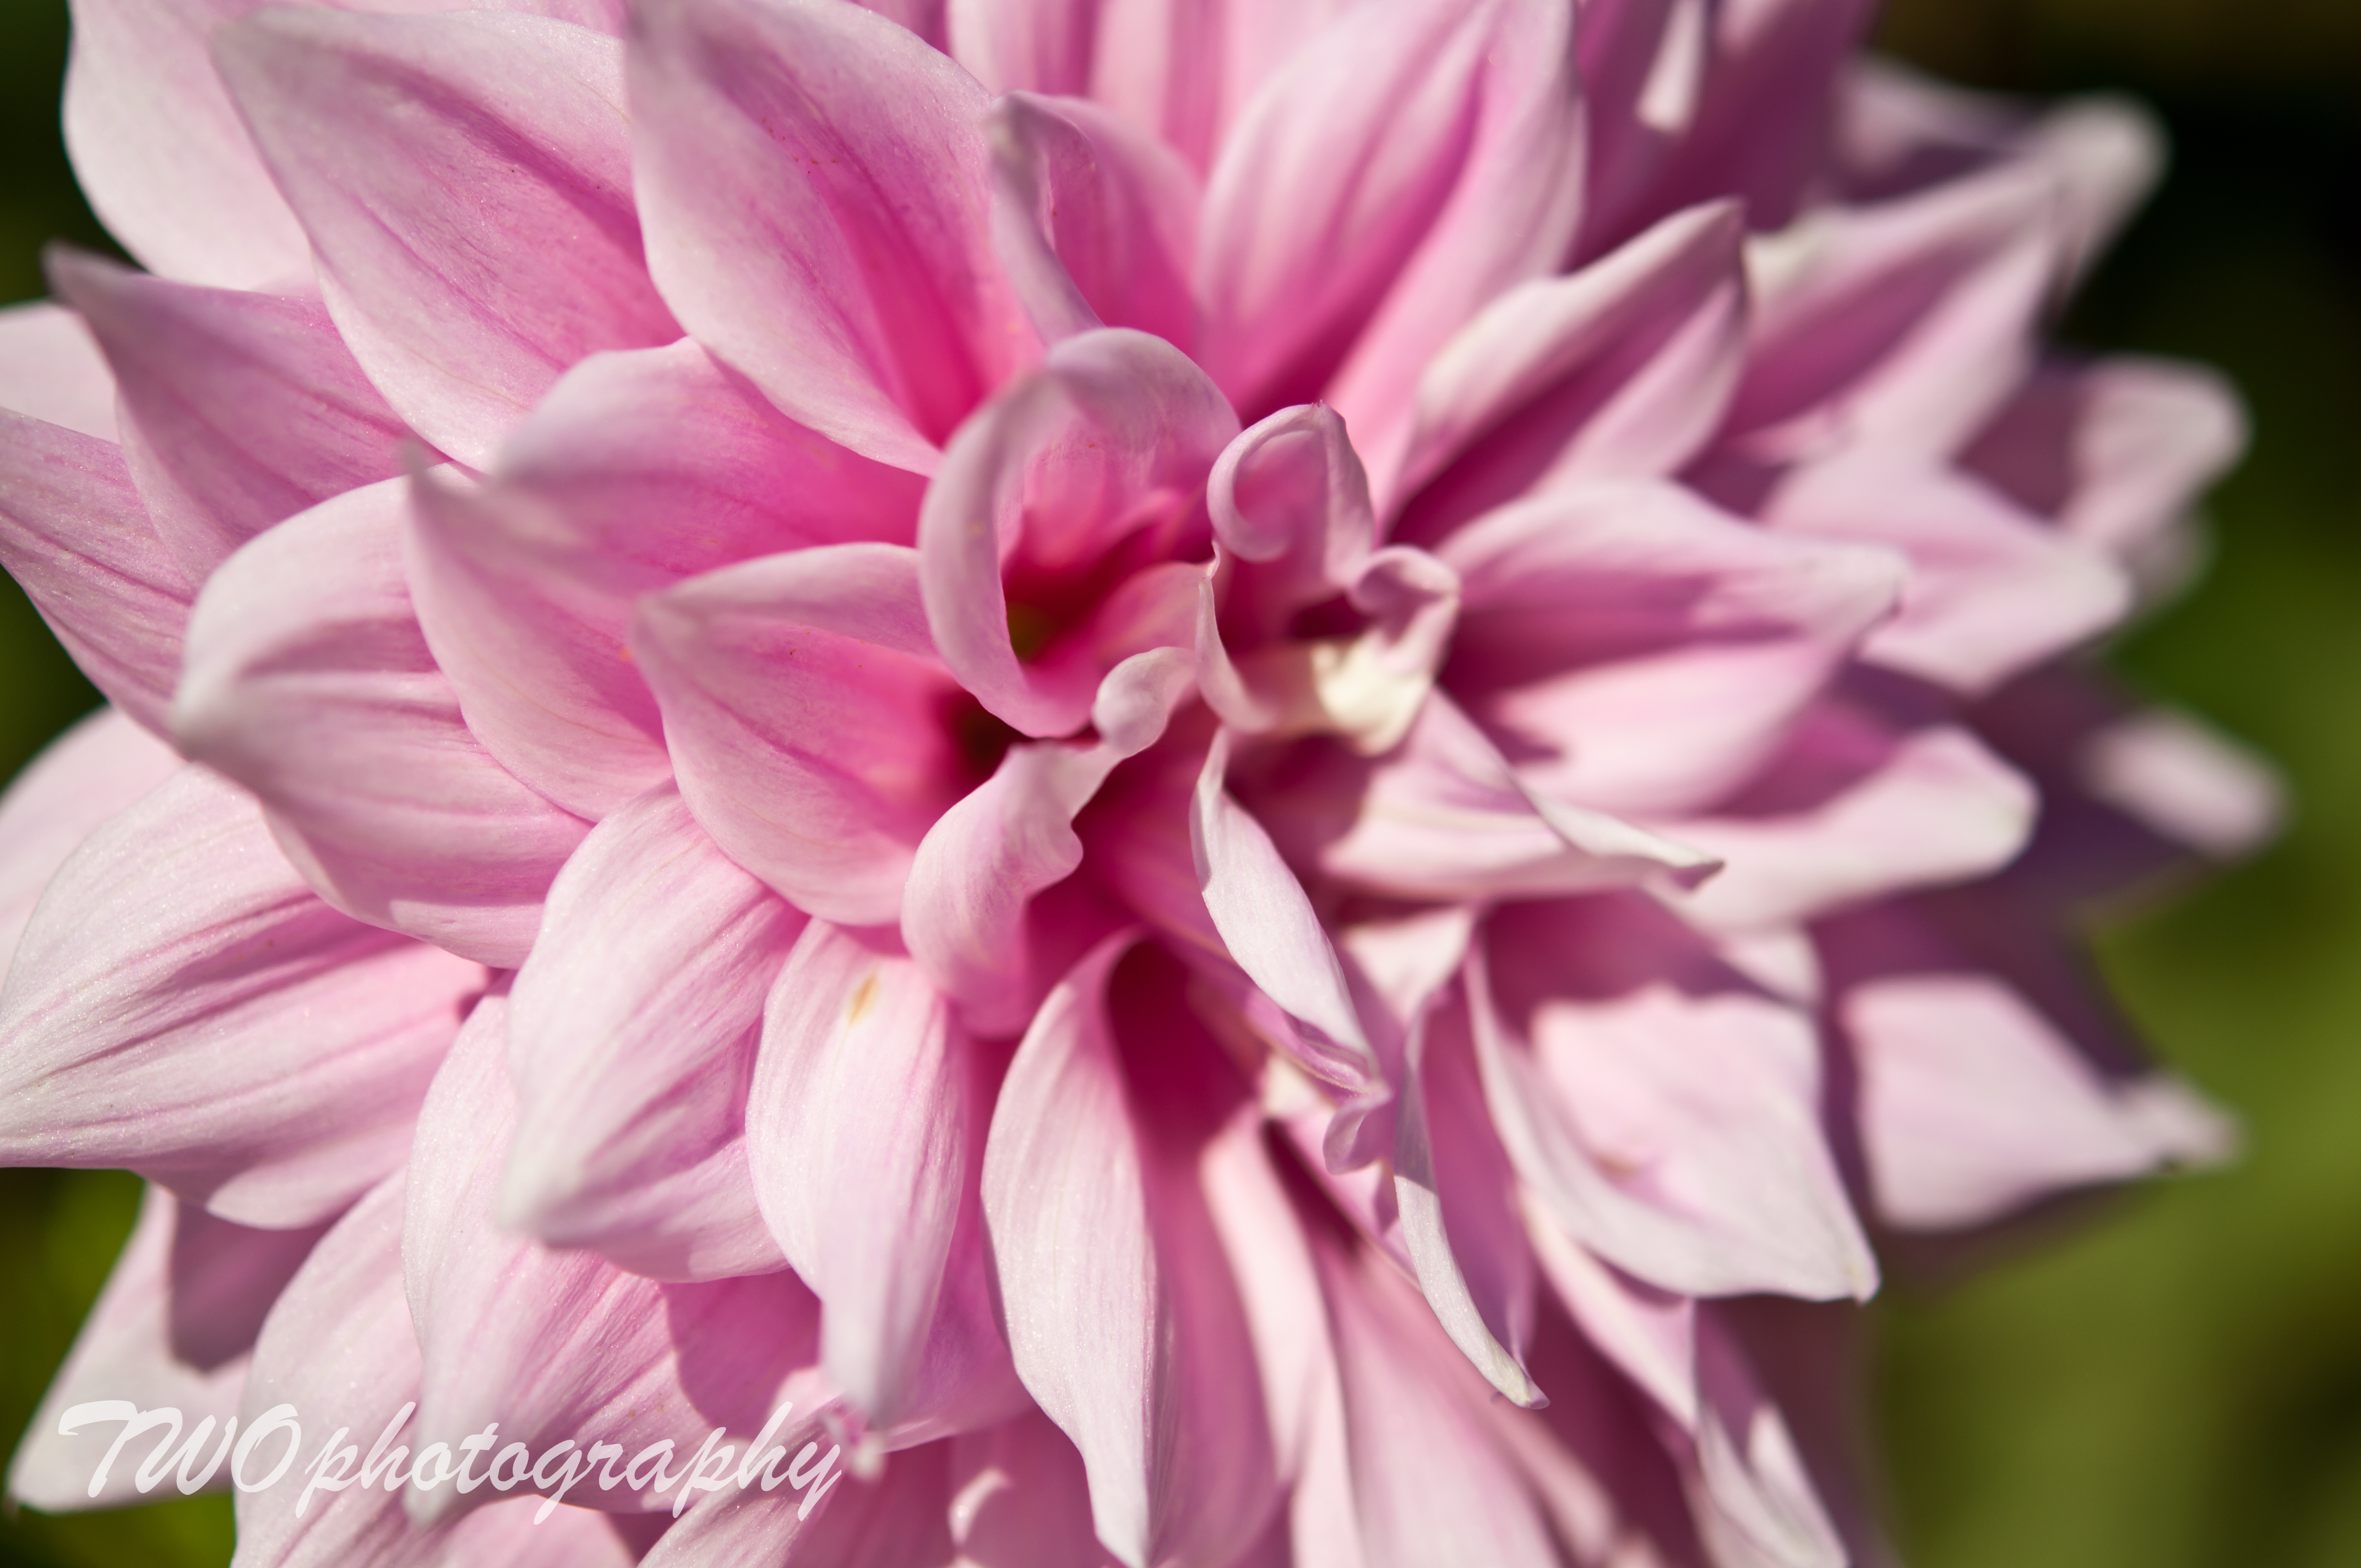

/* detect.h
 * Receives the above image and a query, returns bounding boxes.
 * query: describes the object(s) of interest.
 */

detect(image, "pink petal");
[49,249,410,582]
[61,0,311,288]
[1438,479,1904,818]
[1470,895,1878,1300]
[631,543,967,926]
[1196,0,1582,462]
[630,0,1033,470]
[904,647,1195,1032]
[0,765,483,1227]
[405,988,831,1525]
[1842,970,2233,1230]
[947,1409,1112,1566]
[989,91,1200,347]
[1307,1228,1565,1568]
[638,1440,953,1567]
[1207,403,1375,644]
[0,300,117,439]
[0,407,192,736]
[1391,986,1543,1408]
[1190,728,1375,1083]
[2075,706,2283,862]
[1965,354,2246,587]
[1392,200,1748,529]
[214,8,679,467]
[1766,457,2130,696]
[503,784,803,1281]
[0,706,178,977]
[7,1184,318,1510]
[753,922,1024,1430]
[174,478,592,967]
[405,341,923,820]
[1666,704,2037,933]
[946,0,1098,99]
[980,935,1283,1568]
[919,328,1236,737]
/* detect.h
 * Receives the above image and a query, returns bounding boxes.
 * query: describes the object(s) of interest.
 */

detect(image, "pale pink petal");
[1965,355,2246,591]
[1191,728,1375,1084]
[632,543,967,926]
[989,91,1200,349]
[405,988,830,1525]
[7,1184,317,1510]
[904,647,1194,1032]
[1253,692,1718,903]
[947,1409,1112,1566]
[503,784,803,1281]
[980,935,1282,1568]
[0,706,178,978]
[0,765,483,1227]
[1197,0,1582,465]
[1391,987,1543,1408]
[638,1440,953,1567]
[406,341,922,820]
[215,8,679,467]
[1207,403,1375,644]
[50,249,410,581]
[1392,200,1748,528]
[630,0,1033,470]
[919,328,1235,738]
[1308,1229,1564,1568]
[753,922,1024,1431]
[0,408,192,735]
[1843,970,2233,1230]
[2075,706,2283,861]
[1765,458,2130,694]
[0,300,117,438]
[62,0,311,288]
[1666,705,2037,933]
[175,478,592,967]
[1437,480,1904,817]
[947,0,1097,99]
[1470,896,1878,1300]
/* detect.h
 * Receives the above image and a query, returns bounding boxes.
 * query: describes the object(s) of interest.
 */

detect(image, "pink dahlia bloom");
[0,1,2278,1563]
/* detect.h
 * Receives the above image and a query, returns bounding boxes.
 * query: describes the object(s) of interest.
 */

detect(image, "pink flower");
[0,2,2277,1564]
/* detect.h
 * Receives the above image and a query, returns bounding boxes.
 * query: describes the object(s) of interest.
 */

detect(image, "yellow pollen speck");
[847,969,882,1027]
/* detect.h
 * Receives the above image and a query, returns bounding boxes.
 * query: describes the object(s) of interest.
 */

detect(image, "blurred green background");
[0,0,2355,1564]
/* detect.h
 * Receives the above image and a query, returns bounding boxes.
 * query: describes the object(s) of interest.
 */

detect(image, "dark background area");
[0,0,2355,1562]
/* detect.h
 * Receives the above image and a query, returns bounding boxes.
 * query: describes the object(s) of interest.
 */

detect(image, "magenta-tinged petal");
[48,249,410,581]
[408,345,922,819]
[7,1185,318,1510]
[0,707,177,977]
[0,300,117,438]
[1191,729,1375,1082]
[920,328,1236,737]
[989,91,1200,347]
[175,479,592,967]
[503,785,803,1281]
[981,935,1282,1568]
[1666,705,2037,933]
[215,8,679,467]
[61,0,310,288]
[947,1409,1111,1566]
[631,0,1033,470]
[904,647,1193,1032]
[947,0,1097,97]
[1197,0,1582,458]
[0,765,483,1227]
[1844,971,2232,1230]
[633,543,968,926]
[1308,1230,1565,1568]
[0,408,192,736]
[753,922,1024,1431]
[2076,706,2283,862]
[1470,896,1878,1301]
[406,989,830,1525]
[1437,480,1903,818]
[1394,200,1748,528]
[1772,459,2131,695]
[1207,404,1376,645]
